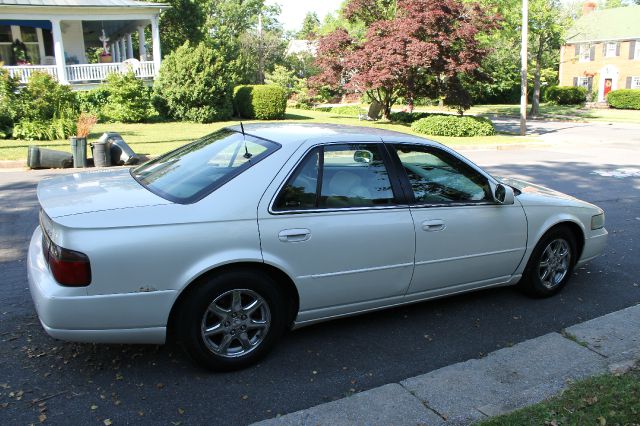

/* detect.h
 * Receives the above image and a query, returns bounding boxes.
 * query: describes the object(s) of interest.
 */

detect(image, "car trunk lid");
[37,168,172,218]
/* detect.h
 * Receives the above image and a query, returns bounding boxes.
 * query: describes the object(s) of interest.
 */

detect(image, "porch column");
[50,19,68,84]
[113,41,121,63]
[137,26,147,61]
[151,16,161,76]
[126,34,134,59]
[120,38,126,60]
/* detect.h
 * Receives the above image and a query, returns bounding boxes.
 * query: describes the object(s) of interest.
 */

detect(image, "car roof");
[226,123,441,147]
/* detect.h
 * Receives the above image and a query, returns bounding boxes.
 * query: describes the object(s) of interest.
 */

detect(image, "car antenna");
[240,122,252,159]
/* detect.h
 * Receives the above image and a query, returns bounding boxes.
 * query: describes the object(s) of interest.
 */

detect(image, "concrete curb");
[252,304,640,426]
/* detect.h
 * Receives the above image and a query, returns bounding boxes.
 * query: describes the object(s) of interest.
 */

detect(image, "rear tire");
[519,226,577,298]
[177,270,287,371]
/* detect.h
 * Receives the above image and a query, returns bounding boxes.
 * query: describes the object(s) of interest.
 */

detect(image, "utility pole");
[257,13,265,84]
[520,0,529,136]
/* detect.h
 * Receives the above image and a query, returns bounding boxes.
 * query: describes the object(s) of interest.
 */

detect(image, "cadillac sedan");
[27,124,608,371]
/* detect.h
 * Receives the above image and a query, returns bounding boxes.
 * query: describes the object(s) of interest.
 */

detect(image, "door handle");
[278,229,311,242]
[421,219,446,232]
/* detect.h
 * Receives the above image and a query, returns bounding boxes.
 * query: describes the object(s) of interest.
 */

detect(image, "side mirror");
[494,183,515,205]
[353,150,373,164]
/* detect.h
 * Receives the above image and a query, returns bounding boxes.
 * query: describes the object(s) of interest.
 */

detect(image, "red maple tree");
[311,0,498,118]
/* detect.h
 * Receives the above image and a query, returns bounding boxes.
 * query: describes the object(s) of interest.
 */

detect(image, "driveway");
[1,124,639,425]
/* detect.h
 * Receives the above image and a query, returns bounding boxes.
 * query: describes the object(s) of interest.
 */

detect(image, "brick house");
[559,3,640,102]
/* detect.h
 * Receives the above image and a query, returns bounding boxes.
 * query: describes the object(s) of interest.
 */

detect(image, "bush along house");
[559,2,640,103]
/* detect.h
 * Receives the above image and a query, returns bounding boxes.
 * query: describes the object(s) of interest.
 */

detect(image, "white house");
[0,0,168,86]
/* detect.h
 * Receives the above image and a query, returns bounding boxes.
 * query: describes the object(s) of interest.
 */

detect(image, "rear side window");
[273,143,396,211]
[132,129,279,203]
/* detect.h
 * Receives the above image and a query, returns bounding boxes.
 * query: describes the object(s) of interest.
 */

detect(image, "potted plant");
[70,113,97,168]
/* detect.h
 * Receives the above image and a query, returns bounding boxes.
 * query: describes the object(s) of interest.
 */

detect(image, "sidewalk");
[253,304,640,426]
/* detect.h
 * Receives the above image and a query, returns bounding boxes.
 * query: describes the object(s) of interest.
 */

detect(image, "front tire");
[177,270,287,371]
[519,227,577,298]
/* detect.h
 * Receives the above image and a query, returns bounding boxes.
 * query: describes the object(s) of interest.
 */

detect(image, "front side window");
[578,44,591,62]
[274,143,396,211]
[392,145,491,204]
[132,129,279,203]
[577,76,590,89]
[605,42,617,57]
[632,76,640,89]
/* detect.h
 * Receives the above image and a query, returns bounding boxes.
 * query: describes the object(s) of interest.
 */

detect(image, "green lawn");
[410,103,640,123]
[0,108,538,161]
[479,368,640,426]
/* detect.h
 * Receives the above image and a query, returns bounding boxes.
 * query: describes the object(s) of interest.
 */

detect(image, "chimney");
[582,1,597,15]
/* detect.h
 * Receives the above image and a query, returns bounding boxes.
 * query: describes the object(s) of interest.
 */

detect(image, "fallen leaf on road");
[104,419,112,426]
[241,395,249,400]
[39,413,47,423]
[178,408,185,415]
[91,405,98,410]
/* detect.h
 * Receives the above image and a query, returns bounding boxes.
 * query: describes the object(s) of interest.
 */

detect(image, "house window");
[19,27,41,65]
[0,25,12,65]
[576,77,590,89]
[604,42,618,57]
[578,44,591,62]
[635,42,640,60]
[632,77,640,89]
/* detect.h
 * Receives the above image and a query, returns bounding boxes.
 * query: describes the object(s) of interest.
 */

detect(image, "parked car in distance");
[27,124,608,371]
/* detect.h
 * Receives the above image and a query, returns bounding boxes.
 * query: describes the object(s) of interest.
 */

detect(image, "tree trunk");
[530,37,544,117]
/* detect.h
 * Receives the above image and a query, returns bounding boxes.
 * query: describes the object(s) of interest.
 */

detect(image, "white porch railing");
[4,65,58,84]
[66,61,156,82]
[2,61,156,84]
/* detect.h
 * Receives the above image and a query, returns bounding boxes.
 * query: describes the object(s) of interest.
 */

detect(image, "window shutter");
[630,41,637,60]
[602,43,607,56]
[590,46,596,61]
[575,44,579,57]
[573,77,578,87]
[587,77,593,92]
[627,77,633,89]
[615,42,620,56]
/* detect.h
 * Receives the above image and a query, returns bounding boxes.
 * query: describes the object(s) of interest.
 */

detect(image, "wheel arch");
[531,218,586,266]
[166,262,300,342]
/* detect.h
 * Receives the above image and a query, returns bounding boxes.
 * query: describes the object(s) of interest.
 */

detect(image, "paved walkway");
[253,305,640,426]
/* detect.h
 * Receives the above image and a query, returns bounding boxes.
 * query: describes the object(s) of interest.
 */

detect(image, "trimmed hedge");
[607,89,640,110]
[411,115,495,137]
[314,105,365,116]
[233,85,288,120]
[544,86,587,105]
[101,72,153,123]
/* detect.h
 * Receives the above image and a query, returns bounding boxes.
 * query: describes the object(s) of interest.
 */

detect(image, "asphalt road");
[1,126,639,426]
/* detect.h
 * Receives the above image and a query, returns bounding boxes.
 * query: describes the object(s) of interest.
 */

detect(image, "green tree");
[206,0,286,84]
[298,12,320,38]
[151,0,208,55]
[265,65,297,94]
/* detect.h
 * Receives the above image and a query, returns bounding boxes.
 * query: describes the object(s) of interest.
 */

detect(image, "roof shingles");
[567,6,640,44]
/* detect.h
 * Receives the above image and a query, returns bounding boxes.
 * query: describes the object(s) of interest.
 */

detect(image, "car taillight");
[42,233,91,287]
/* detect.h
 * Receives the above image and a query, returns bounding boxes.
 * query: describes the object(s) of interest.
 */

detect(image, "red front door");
[604,79,613,97]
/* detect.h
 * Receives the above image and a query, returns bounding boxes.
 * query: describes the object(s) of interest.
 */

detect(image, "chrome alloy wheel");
[538,238,571,289]
[200,289,271,358]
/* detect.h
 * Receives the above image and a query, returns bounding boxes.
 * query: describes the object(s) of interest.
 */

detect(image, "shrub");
[544,86,587,105]
[0,68,20,138]
[101,72,152,123]
[154,41,233,122]
[19,72,78,121]
[607,89,640,110]
[389,111,432,124]
[233,85,288,120]
[411,115,495,137]
[13,118,76,141]
[77,87,110,119]
[314,105,364,116]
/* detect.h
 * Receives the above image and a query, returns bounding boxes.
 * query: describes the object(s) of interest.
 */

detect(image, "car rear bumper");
[576,227,608,267]
[27,226,174,345]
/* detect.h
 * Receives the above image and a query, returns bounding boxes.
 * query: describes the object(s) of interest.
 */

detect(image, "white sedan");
[27,124,608,371]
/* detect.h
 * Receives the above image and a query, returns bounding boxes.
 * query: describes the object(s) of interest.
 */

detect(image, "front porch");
[0,0,168,86]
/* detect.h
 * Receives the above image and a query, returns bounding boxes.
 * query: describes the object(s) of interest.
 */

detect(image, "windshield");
[131,129,280,203]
